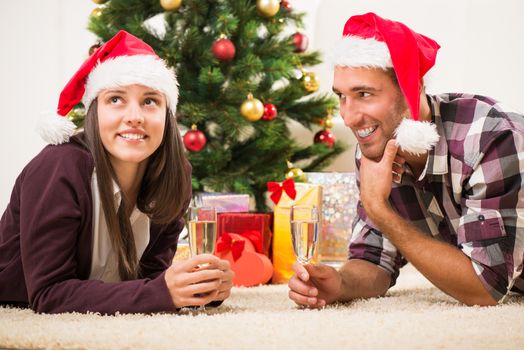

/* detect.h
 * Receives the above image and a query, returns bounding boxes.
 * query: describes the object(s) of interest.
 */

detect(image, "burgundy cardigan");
[0,141,191,314]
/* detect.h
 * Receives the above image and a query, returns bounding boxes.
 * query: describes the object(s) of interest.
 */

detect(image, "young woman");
[0,31,233,314]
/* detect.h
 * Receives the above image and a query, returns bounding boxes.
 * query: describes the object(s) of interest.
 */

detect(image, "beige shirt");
[88,170,150,282]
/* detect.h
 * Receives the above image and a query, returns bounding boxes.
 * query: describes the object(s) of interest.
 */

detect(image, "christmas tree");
[85,0,345,211]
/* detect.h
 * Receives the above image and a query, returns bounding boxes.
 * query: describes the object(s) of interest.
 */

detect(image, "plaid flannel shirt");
[349,93,524,302]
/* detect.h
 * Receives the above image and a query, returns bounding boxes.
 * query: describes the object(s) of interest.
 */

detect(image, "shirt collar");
[417,95,449,179]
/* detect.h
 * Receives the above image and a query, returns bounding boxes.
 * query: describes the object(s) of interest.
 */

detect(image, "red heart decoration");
[215,233,273,287]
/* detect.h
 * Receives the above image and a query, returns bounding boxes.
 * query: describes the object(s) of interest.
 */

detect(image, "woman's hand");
[164,254,233,308]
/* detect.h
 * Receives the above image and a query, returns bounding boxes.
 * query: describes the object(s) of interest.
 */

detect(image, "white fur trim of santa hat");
[83,54,179,112]
[330,36,392,69]
[394,118,440,156]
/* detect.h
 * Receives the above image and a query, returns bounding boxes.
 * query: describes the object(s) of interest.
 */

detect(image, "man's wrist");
[363,199,390,221]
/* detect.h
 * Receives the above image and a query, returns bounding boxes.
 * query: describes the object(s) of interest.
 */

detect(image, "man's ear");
[419,78,425,94]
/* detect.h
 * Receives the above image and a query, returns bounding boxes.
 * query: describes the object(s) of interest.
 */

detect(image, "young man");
[288,12,524,307]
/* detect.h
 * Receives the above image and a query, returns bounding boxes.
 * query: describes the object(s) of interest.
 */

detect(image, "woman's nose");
[124,103,144,126]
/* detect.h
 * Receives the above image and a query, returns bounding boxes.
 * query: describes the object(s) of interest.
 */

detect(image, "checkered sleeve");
[458,129,524,302]
[349,206,405,286]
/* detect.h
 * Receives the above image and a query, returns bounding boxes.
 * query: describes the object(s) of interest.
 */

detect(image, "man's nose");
[340,99,361,128]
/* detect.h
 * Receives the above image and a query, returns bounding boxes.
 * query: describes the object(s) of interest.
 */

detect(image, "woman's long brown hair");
[76,98,192,280]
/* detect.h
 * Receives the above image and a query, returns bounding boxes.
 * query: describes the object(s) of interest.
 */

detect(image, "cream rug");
[1,264,523,350]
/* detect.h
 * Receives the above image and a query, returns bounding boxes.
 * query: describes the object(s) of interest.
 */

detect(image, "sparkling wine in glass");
[188,206,217,257]
[290,205,319,264]
[187,206,217,310]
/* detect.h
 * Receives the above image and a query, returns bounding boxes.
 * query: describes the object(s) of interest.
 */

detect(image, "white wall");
[1,0,523,211]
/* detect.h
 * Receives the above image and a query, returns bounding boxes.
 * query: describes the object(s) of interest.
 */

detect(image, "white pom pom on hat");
[38,30,178,145]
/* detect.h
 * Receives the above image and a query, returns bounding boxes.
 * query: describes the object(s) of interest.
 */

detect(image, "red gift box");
[217,213,273,257]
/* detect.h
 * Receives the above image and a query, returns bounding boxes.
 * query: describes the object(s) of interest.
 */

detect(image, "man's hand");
[287,263,342,308]
[359,139,404,216]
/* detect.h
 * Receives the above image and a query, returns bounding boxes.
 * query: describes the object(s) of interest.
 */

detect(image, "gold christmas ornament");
[91,0,108,4]
[240,93,264,122]
[285,161,307,182]
[256,0,280,17]
[324,114,334,129]
[302,71,320,92]
[90,7,103,17]
[160,0,182,11]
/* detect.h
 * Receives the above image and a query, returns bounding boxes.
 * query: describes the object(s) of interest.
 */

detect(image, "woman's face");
[97,84,167,168]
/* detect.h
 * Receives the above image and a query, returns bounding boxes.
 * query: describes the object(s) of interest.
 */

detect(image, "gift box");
[217,212,273,256]
[270,181,322,283]
[195,192,250,213]
[306,172,359,268]
[215,232,273,287]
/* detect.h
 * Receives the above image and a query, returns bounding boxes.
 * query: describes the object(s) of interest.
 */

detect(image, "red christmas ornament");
[262,103,278,121]
[314,129,335,148]
[293,32,309,53]
[212,36,236,62]
[183,125,207,152]
[281,0,292,11]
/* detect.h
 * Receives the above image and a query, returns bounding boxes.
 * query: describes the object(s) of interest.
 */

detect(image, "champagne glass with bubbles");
[187,205,217,310]
[188,206,217,257]
[290,205,319,264]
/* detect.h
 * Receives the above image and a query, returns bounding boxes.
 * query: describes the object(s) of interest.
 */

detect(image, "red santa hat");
[38,30,179,145]
[332,13,441,155]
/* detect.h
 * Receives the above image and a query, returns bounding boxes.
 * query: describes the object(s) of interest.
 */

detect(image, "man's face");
[333,66,408,161]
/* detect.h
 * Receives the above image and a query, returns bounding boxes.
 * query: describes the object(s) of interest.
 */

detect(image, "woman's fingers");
[176,268,224,287]
[178,290,220,307]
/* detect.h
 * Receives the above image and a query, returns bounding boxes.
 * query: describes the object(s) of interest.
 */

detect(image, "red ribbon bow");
[267,178,296,205]
[216,230,264,261]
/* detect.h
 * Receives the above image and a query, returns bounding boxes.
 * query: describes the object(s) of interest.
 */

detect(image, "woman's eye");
[110,96,120,104]
[144,98,157,106]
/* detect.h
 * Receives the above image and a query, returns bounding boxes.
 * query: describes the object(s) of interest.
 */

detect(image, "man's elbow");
[461,293,498,307]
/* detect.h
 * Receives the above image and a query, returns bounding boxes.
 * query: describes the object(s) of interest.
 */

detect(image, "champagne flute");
[188,206,217,257]
[187,206,217,310]
[290,205,319,264]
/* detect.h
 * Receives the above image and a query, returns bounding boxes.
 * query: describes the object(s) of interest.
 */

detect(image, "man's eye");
[359,92,371,98]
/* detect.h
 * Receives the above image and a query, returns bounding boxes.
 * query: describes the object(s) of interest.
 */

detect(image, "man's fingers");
[289,290,318,306]
[288,275,317,297]
[291,262,309,281]
[393,155,406,165]
[305,263,334,280]
[288,290,326,309]
[381,139,399,165]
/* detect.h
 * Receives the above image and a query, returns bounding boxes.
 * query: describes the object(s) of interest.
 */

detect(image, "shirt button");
[478,215,485,221]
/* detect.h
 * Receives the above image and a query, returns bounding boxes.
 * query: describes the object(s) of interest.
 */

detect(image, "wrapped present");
[173,240,190,262]
[215,232,273,287]
[195,192,250,213]
[269,179,322,283]
[306,172,359,268]
[217,212,273,256]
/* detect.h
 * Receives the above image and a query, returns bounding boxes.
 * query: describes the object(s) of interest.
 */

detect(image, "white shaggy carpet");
[1,264,523,350]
